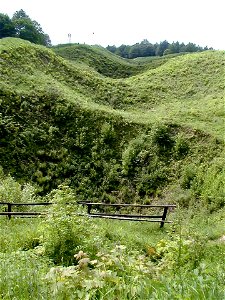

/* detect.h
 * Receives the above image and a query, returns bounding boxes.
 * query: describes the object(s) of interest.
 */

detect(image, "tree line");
[0,10,51,46]
[106,39,213,58]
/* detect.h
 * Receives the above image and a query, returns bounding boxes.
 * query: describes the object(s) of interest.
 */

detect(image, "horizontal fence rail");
[0,201,176,227]
[0,202,53,219]
[78,202,176,228]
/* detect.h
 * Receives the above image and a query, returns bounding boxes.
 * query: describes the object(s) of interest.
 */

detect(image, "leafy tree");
[179,42,187,52]
[106,45,117,53]
[165,41,180,55]
[0,13,16,38]
[131,40,155,57]
[115,44,130,58]
[141,43,155,57]
[128,43,141,58]
[184,42,200,52]
[107,40,211,59]
[12,9,51,46]
[155,40,169,56]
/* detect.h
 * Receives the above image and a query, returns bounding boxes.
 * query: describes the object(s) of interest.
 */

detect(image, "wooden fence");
[78,202,176,228]
[0,201,176,228]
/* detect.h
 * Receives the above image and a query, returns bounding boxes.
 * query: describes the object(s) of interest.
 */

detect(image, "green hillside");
[125,51,225,139]
[0,38,224,209]
[52,43,182,78]
[52,43,141,78]
[53,43,224,138]
[0,37,224,300]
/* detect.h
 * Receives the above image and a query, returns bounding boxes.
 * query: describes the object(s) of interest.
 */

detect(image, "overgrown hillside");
[0,38,224,210]
[53,43,225,139]
[52,43,182,78]
[52,43,142,78]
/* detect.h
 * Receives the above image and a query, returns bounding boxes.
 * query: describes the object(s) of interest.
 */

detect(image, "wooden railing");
[0,201,176,228]
[0,202,52,219]
[78,202,176,228]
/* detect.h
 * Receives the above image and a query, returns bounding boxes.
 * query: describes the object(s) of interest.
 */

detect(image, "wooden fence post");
[160,207,168,228]
[7,203,12,220]
[87,204,92,214]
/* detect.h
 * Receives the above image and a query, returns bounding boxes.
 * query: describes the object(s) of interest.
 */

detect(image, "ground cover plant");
[0,183,224,299]
[52,43,183,78]
[0,37,224,298]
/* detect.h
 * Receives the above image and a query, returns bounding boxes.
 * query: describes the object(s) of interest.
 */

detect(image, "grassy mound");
[52,43,142,78]
[53,43,225,139]
[53,44,187,79]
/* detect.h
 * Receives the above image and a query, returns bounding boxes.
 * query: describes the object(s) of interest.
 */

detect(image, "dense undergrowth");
[0,183,224,299]
[0,37,224,298]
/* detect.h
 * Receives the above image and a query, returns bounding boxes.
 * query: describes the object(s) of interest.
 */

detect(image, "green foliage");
[0,38,224,207]
[0,13,16,38]
[192,157,225,211]
[0,190,224,299]
[106,39,212,59]
[45,245,156,298]
[40,186,109,265]
[0,38,224,300]
[122,134,147,176]
[121,124,186,197]
[129,51,224,111]
[0,251,51,299]
[177,155,225,211]
[180,164,197,189]
[40,187,84,265]
[41,210,225,299]
[0,173,37,204]
[173,133,190,159]
[52,43,192,79]
[0,10,51,46]
[150,124,175,155]
[53,43,145,78]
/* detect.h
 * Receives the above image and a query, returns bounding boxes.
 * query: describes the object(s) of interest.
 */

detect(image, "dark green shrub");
[122,134,147,177]
[173,134,190,159]
[180,164,197,189]
[136,164,168,197]
[150,124,175,156]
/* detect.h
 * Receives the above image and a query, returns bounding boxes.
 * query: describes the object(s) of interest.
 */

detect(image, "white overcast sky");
[0,0,224,49]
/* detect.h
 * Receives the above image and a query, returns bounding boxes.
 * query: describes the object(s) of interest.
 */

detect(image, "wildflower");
[74,250,88,260]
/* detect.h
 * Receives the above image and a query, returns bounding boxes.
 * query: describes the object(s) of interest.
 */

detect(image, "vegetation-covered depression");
[0,37,224,299]
[0,38,224,208]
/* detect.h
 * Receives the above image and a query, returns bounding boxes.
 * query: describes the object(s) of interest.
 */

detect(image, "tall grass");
[0,182,224,300]
[0,202,224,299]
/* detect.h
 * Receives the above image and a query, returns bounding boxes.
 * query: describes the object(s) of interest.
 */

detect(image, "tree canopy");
[0,10,51,46]
[0,13,16,38]
[107,40,212,58]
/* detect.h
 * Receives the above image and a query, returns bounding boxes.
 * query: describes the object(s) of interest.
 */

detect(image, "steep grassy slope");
[53,43,225,138]
[0,38,141,194]
[129,51,224,105]
[125,51,225,139]
[52,43,182,78]
[52,43,141,78]
[0,38,224,209]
